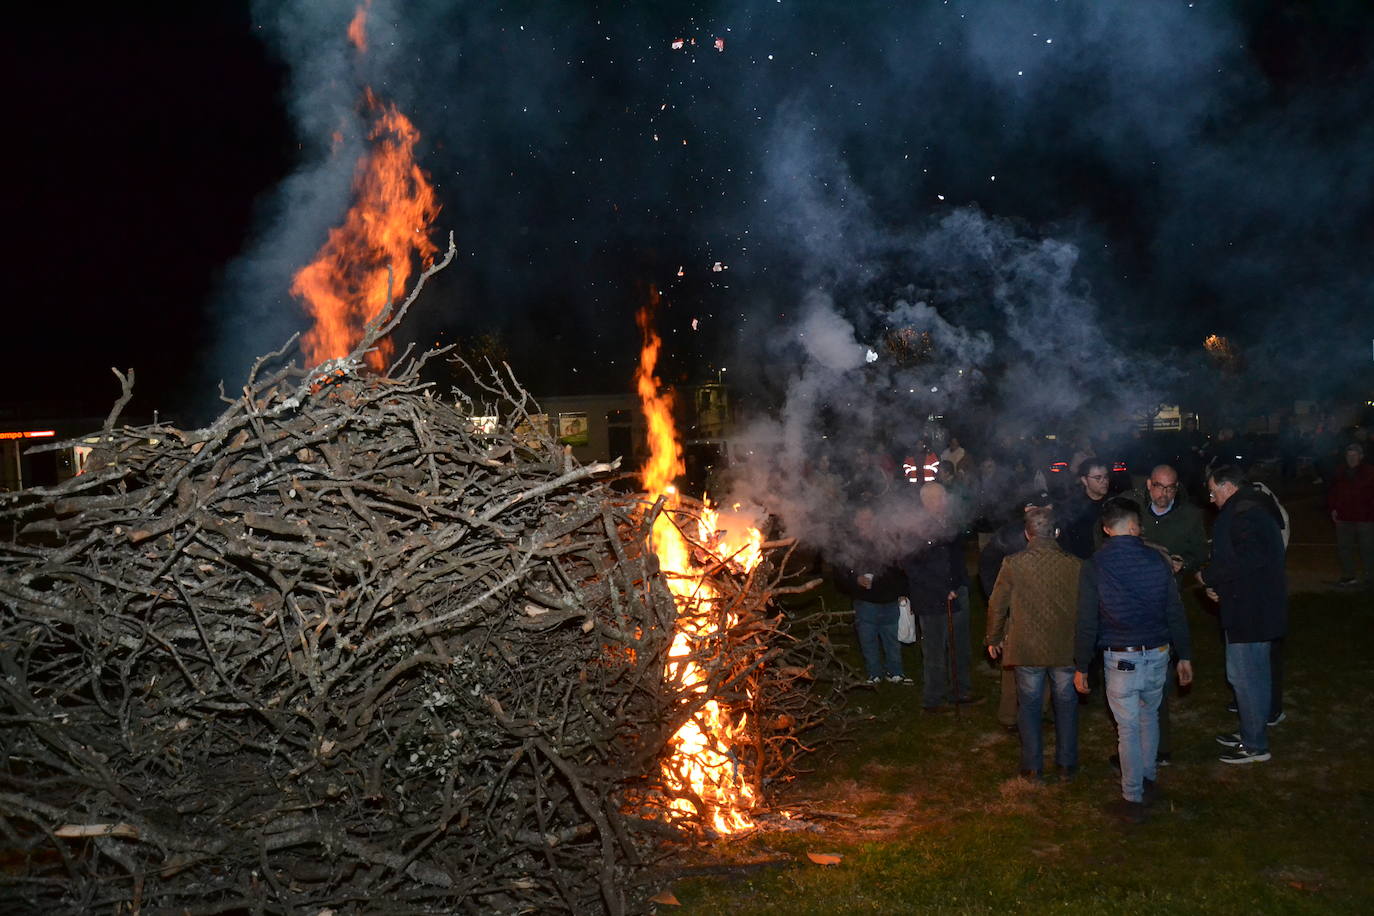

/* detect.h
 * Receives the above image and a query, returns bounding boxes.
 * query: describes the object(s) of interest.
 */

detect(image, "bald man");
[1130,465,1207,576]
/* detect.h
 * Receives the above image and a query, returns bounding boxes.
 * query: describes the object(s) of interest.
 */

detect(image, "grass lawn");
[667,583,1374,914]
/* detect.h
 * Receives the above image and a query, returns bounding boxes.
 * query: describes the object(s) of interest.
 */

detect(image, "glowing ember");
[636,292,763,833]
[293,5,440,373]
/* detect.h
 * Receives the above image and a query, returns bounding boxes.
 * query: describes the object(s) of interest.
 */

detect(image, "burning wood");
[0,248,843,914]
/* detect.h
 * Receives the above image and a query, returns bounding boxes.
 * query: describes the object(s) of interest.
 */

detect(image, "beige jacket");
[985,537,1082,668]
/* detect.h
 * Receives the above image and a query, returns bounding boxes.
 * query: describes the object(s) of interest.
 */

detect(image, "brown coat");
[985,537,1082,668]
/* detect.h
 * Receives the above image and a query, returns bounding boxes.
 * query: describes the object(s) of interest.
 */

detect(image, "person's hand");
[947,590,958,600]
[987,644,1002,660]
[858,573,874,589]
[1169,555,1184,574]
[1194,571,1207,588]
[1177,660,1194,687]
[1205,587,1219,602]
[1332,509,1339,522]
[1073,671,1090,695]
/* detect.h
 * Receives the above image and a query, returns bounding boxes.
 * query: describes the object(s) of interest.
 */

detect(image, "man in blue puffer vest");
[1075,499,1194,823]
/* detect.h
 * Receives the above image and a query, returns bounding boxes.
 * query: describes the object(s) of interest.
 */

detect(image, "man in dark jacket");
[1128,465,1208,576]
[834,557,911,686]
[1059,458,1111,559]
[1197,465,1287,764]
[905,483,983,711]
[1076,499,1194,822]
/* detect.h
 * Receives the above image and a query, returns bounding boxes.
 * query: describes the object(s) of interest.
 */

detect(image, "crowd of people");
[829,421,1372,824]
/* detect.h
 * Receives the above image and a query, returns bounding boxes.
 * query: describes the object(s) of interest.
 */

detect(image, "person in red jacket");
[1329,443,1374,588]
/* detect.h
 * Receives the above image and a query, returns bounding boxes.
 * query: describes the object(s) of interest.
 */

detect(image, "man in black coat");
[834,507,912,685]
[905,483,983,711]
[1058,458,1112,560]
[1197,465,1287,764]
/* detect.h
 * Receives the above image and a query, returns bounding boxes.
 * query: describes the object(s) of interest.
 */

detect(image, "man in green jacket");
[1128,465,1208,576]
[985,508,1083,780]
[1118,463,1206,767]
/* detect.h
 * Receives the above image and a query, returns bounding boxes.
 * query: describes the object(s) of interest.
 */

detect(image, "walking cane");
[946,592,960,719]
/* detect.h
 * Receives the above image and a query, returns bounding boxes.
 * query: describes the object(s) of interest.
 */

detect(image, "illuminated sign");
[0,430,56,440]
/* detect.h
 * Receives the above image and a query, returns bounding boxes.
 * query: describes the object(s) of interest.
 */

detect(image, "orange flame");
[347,1,370,53]
[635,289,683,497]
[293,7,439,373]
[637,294,763,834]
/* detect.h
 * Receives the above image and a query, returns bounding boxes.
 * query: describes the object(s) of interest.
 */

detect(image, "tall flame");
[636,293,762,834]
[293,6,440,373]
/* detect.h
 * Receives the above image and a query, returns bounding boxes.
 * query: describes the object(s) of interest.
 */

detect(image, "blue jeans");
[854,600,903,679]
[918,587,972,706]
[1014,666,1079,774]
[1103,646,1169,802]
[1226,638,1272,752]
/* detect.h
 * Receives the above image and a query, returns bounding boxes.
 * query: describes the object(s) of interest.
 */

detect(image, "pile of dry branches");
[0,250,843,914]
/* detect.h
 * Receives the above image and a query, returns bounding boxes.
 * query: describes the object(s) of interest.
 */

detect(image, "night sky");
[6,0,1372,428]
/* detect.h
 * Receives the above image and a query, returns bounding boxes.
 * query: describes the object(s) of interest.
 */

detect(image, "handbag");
[897,597,917,644]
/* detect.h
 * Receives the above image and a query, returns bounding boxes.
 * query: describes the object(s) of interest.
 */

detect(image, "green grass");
[667,587,1374,914]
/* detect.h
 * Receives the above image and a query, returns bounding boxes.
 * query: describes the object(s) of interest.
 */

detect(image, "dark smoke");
[192,1,1370,557]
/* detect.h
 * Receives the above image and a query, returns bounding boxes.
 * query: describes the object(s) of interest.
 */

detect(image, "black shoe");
[1106,798,1149,824]
[1143,777,1163,805]
[1219,746,1271,764]
[923,704,952,714]
[955,695,987,707]
[1336,577,1359,587]
[1267,711,1287,726]
[1056,764,1078,782]
[1215,732,1243,748]
[1018,769,1043,782]
[1226,701,1238,714]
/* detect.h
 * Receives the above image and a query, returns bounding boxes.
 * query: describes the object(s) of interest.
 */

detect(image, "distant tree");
[448,331,510,375]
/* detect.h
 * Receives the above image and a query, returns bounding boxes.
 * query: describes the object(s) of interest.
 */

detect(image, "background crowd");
[825,414,1372,823]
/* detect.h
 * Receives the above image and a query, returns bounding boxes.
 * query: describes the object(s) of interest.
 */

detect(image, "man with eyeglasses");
[1131,465,1208,577]
[1059,458,1112,560]
[1103,464,1208,770]
[1196,465,1287,764]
